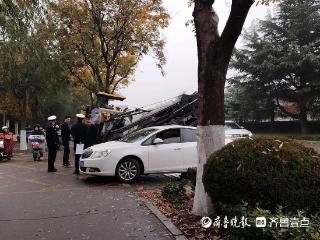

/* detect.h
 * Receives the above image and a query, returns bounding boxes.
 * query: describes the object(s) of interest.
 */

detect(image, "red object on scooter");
[31,141,40,149]
[0,132,14,159]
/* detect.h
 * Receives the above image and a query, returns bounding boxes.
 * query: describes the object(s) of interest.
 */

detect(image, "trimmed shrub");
[185,167,197,189]
[203,137,320,214]
[218,202,320,240]
[161,181,186,201]
[242,120,320,134]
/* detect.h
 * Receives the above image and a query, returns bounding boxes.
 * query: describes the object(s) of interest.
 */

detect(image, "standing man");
[46,116,59,172]
[71,114,86,174]
[99,111,113,143]
[84,116,97,149]
[61,116,72,167]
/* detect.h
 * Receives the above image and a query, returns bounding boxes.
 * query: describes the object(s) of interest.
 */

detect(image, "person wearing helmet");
[32,124,44,135]
[2,126,8,133]
[1,126,14,160]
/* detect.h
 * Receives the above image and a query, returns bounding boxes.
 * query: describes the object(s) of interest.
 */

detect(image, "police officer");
[46,115,60,172]
[71,114,86,174]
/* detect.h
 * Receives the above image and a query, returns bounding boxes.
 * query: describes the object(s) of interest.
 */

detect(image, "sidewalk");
[0,150,173,240]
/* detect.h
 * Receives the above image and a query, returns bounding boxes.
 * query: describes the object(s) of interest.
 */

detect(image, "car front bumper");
[79,158,116,176]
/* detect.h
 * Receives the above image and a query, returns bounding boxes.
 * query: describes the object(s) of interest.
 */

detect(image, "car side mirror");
[153,138,164,145]
[240,126,245,129]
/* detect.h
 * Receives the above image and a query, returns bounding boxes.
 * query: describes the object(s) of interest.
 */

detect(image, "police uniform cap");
[76,114,85,119]
[48,115,57,121]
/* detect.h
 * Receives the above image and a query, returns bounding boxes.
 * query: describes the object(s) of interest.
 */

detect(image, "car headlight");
[225,134,233,138]
[91,150,111,159]
[249,133,253,137]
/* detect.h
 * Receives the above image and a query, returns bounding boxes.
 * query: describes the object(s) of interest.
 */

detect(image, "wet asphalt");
[0,149,174,240]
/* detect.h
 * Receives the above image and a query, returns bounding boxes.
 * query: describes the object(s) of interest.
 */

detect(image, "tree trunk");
[192,2,226,216]
[192,0,254,216]
[300,104,309,134]
[193,125,225,216]
[90,92,94,108]
[19,97,28,150]
[2,113,6,127]
[31,96,39,124]
[270,100,275,133]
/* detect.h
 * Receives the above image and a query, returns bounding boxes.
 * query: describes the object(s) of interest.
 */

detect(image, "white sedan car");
[79,123,252,182]
[225,121,253,144]
[79,125,198,182]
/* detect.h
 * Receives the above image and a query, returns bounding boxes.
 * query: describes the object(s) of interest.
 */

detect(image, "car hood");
[225,129,252,135]
[88,141,135,151]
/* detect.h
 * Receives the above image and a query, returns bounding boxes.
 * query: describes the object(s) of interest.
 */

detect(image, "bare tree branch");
[220,0,254,62]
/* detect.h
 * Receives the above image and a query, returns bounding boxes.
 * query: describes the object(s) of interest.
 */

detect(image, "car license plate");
[79,161,84,167]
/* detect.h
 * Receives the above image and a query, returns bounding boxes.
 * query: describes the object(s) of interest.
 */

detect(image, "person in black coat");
[61,116,72,167]
[71,114,86,174]
[98,111,113,143]
[84,116,97,149]
[46,116,60,172]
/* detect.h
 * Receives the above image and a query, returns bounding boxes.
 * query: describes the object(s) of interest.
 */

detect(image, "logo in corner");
[201,217,212,228]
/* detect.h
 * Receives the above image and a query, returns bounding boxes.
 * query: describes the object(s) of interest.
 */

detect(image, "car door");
[180,128,198,169]
[146,128,183,172]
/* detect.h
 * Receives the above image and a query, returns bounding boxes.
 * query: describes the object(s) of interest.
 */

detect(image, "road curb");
[143,200,188,240]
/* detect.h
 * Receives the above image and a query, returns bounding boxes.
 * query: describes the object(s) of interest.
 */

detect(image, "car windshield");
[120,129,157,143]
[225,122,242,129]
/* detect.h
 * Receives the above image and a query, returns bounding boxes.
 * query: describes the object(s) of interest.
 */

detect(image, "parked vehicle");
[225,121,252,143]
[80,123,253,182]
[0,129,14,161]
[80,125,199,182]
[225,121,253,143]
[28,134,46,161]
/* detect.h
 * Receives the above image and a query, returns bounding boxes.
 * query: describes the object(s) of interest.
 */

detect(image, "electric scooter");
[0,130,14,161]
[28,135,45,161]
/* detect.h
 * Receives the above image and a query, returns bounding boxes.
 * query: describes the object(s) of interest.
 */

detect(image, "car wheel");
[116,158,140,183]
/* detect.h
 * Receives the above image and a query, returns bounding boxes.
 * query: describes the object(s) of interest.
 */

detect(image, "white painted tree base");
[20,130,28,151]
[192,125,225,216]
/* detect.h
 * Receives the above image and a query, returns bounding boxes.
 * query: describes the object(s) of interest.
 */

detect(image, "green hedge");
[203,137,320,214]
[242,121,320,134]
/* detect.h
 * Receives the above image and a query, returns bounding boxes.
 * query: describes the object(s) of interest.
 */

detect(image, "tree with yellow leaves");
[48,0,169,104]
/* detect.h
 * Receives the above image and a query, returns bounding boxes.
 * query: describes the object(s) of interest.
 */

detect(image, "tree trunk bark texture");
[192,2,226,216]
[19,96,28,150]
[31,96,39,124]
[300,103,309,134]
[192,0,253,216]
[192,125,225,216]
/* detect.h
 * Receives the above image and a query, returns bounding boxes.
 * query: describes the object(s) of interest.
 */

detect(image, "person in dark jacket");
[46,116,60,172]
[84,116,97,149]
[61,116,71,167]
[98,111,113,143]
[71,114,86,174]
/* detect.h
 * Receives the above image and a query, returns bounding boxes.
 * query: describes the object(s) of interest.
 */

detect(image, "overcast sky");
[119,1,272,108]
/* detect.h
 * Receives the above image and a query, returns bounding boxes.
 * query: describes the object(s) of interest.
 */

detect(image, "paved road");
[0,150,173,240]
